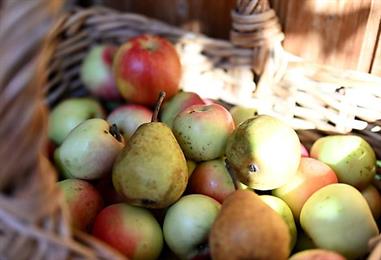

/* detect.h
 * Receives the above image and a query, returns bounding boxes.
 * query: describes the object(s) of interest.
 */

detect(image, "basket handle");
[231,0,284,74]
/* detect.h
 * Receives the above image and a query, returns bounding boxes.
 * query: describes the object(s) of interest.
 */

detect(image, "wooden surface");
[102,0,236,39]
[101,0,381,76]
[271,0,381,74]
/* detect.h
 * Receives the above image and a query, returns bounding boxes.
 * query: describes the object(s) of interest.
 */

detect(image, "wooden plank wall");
[102,0,381,76]
[102,0,236,39]
[271,0,381,75]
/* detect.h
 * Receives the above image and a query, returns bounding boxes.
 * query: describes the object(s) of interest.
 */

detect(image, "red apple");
[301,143,309,157]
[273,157,338,219]
[92,203,163,259]
[173,103,235,161]
[113,34,182,105]
[80,45,121,100]
[160,91,205,128]
[188,159,235,203]
[58,179,103,231]
[107,104,153,141]
[361,184,381,220]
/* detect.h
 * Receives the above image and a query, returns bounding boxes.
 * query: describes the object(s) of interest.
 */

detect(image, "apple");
[94,175,125,206]
[160,91,205,128]
[92,203,163,259]
[173,103,235,161]
[289,249,346,260]
[48,98,105,145]
[107,104,153,141]
[58,179,103,231]
[188,159,235,203]
[80,44,121,100]
[113,34,182,105]
[294,229,316,252]
[273,157,338,219]
[310,135,376,189]
[361,184,381,220]
[229,105,257,126]
[54,118,124,180]
[301,144,309,157]
[260,195,297,250]
[163,194,221,259]
[187,160,197,177]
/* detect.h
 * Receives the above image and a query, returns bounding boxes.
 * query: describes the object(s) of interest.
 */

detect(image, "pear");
[55,118,124,180]
[300,183,379,259]
[310,135,376,189]
[112,92,188,208]
[226,115,300,190]
[209,190,290,260]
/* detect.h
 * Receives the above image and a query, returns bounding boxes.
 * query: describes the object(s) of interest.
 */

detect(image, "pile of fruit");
[47,34,381,260]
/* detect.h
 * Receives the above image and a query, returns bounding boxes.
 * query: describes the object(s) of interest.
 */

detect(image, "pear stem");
[152,91,166,122]
[225,159,241,190]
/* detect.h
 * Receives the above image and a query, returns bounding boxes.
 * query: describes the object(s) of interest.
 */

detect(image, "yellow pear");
[112,92,188,208]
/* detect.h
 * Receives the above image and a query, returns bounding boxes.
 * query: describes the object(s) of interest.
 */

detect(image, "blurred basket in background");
[1,0,381,259]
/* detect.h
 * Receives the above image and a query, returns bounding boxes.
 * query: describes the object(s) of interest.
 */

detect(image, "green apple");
[55,118,124,180]
[92,203,163,259]
[294,229,316,252]
[160,91,205,128]
[186,160,197,177]
[229,105,257,126]
[173,104,235,161]
[361,184,381,220]
[300,183,379,259]
[163,194,221,259]
[260,195,297,250]
[48,98,105,145]
[289,249,345,260]
[310,135,376,189]
[80,45,121,100]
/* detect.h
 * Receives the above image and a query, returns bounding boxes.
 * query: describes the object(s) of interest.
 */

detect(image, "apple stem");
[152,91,166,122]
[110,124,123,142]
[225,159,241,190]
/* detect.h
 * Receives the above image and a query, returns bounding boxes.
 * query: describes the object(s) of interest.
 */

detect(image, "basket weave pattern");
[1,0,381,259]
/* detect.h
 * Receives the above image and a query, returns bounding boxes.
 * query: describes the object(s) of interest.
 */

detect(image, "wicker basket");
[1,0,381,259]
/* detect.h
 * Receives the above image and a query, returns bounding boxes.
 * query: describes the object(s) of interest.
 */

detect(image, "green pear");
[48,98,105,145]
[55,118,124,180]
[226,115,300,190]
[229,105,257,126]
[310,135,376,189]
[260,195,297,250]
[112,92,188,209]
[300,183,379,259]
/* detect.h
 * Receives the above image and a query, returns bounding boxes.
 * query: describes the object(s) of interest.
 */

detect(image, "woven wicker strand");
[0,0,125,259]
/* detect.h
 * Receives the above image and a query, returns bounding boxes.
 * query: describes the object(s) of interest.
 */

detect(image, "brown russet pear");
[209,190,290,260]
[112,92,188,208]
[226,115,300,190]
